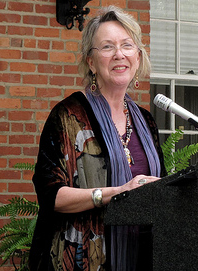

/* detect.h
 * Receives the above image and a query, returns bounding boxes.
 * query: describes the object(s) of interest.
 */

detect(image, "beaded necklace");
[115,98,134,166]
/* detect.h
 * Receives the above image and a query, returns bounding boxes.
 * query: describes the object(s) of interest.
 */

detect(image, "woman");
[29,5,166,271]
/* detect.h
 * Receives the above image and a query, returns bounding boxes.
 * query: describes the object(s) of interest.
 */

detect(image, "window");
[150,0,198,164]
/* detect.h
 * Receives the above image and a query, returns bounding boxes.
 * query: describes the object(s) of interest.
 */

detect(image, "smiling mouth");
[113,66,127,70]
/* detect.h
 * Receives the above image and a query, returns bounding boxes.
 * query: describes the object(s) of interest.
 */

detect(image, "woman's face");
[87,21,140,93]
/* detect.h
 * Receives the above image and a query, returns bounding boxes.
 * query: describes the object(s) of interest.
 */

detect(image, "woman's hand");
[119,174,160,194]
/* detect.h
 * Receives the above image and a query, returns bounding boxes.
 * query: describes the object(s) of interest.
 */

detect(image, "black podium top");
[105,163,198,271]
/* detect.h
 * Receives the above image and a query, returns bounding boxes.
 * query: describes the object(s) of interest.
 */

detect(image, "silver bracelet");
[92,189,103,208]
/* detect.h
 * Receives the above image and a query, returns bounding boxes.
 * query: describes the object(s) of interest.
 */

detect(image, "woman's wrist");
[92,189,103,208]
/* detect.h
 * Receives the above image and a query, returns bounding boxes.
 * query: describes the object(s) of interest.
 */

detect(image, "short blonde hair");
[78,5,151,87]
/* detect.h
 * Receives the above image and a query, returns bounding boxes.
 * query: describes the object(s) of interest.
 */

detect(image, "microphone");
[153,94,198,129]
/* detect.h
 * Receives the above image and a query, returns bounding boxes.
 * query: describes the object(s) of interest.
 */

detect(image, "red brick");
[66,41,79,52]
[140,24,150,34]
[35,28,59,38]
[0,37,10,47]
[139,81,150,90]
[0,98,21,109]
[61,29,82,40]
[50,100,59,110]
[37,88,62,97]
[0,122,9,131]
[8,26,33,36]
[24,39,36,48]
[9,135,34,144]
[36,111,50,121]
[64,65,78,74]
[22,99,48,110]
[11,38,23,47]
[140,11,150,22]
[10,62,36,72]
[9,111,34,121]
[9,86,35,96]
[0,73,21,84]
[141,92,150,102]
[142,34,150,46]
[0,13,21,23]
[11,123,23,132]
[0,111,6,119]
[38,64,62,74]
[8,182,34,193]
[128,1,150,10]
[25,123,37,132]
[8,2,34,12]
[36,135,41,144]
[0,135,7,143]
[102,0,126,8]
[23,15,48,25]
[37,40,50,50]
[0,85,5,94]
[50,17,62,27]
[38,122,45,133]
[23,51,48,61]
[50,75,74,86]
[52,41,64,50]
[23,147,39,156]
[23,74,48,85]
[0,49,21,59]
[0,2,6,9]
[87,0,100,6]
[35,4,55,14]
[0,183,7,193]
[50,52,75,63]
[0,170,21,180]
[0,26,6,34]
[0,61,8,71]
[76,77,83,87]
[23,170,34,180]
[0,158,7,168]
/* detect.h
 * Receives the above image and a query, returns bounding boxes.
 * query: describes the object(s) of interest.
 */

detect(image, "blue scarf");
[86,91,161,186]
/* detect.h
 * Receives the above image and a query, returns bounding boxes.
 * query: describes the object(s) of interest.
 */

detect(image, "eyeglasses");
[90,43,139,58]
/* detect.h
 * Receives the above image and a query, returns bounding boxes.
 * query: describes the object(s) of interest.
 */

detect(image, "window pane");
[180,0,198,22]
[180,24,198,75]
[150,0,175,19]
[150,21,175,73]
[150,84,170,129]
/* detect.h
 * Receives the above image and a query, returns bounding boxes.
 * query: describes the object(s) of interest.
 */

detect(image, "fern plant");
[161,129,198,174]
[0,197,39,270]
[14,163,36,172]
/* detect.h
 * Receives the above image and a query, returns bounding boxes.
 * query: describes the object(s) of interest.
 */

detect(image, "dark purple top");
[122,124,150,177]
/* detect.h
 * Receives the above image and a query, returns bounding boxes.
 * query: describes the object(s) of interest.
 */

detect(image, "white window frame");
[150,0,198,137]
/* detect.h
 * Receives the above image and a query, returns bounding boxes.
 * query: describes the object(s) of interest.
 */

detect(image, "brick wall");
[0,0,150,268]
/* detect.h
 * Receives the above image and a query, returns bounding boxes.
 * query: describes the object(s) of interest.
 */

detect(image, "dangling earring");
[134,71,139,89]
[91,73,97,92]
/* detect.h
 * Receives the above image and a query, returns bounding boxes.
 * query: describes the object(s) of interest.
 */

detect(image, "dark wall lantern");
[56,0,92,31]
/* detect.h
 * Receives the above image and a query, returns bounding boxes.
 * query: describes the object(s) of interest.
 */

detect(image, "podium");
[104,163,198,271]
